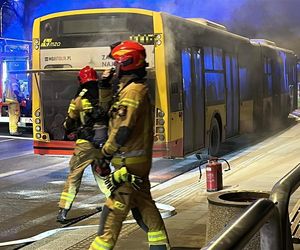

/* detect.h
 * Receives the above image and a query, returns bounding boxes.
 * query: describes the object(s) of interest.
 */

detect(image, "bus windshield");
[40,71,78,140]
[40,13,154,48]
[37,12,155,141]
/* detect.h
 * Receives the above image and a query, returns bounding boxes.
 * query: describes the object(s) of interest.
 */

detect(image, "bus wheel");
[209,118,220,156]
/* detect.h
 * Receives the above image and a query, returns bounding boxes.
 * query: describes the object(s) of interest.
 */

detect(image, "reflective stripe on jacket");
[102,76,153,159]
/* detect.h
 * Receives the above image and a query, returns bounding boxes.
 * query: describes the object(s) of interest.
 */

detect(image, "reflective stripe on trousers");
[89,236,113,250]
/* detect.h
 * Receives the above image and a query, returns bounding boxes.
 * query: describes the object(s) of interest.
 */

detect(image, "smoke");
[225,0,300,54]
[3,0,300,57]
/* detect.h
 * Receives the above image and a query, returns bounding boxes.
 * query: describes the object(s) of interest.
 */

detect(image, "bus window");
[41,71,78,140]
[204,46,225,105]
[193,49,205,148]
[204,47,213,70]
[40,13,154,48]
[181,49,192,109]
[205,72,225,105]
[232,56,239,133]
[225,54,239,137]
[181,49,193,153]
[213,48,223,70]
[204,47,223,71]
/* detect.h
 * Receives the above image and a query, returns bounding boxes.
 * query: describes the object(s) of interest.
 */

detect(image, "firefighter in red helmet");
[57,65,113,223]
[89,41,170,250]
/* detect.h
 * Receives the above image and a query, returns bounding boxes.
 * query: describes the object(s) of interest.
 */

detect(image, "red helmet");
[110,40,146,71]
[78,66,98,84]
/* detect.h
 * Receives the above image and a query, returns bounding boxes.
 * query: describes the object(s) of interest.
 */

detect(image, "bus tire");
[209,118,220,156]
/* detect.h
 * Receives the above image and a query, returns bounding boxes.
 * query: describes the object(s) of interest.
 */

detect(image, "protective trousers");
[89,160,169,250]
[8,102,20,134]
[58,141,106,210]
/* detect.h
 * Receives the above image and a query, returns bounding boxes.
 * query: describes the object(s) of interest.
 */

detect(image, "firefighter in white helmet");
[89,40,170,250]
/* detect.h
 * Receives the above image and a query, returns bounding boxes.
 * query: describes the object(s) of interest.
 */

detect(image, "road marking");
[0,151,33,161]
[0,135,33,140]
[48,180,66,185]
[0,169,25,178]
[0,139,15,143]
[0,202,175,247]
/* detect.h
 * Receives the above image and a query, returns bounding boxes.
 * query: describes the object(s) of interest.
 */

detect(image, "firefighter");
[56,66,113,223]
[4,77,22,136]
[89,41,170,250]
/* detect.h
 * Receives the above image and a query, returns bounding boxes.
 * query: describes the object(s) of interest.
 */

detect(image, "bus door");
[181,48,205,154]
[225,54,239,137]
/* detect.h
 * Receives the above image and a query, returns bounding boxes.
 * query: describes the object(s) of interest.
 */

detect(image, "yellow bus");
[31,8,298,157]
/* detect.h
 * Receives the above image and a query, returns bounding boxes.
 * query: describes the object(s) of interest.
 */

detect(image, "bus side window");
[213,48,223,70]
[204,47,213,70]
[181,49,192,110]
[204,46,225,105]
[205,73,225,104]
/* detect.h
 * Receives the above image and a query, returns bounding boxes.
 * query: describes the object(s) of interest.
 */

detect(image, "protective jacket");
[90,75,169,250]
[4,80,21,134]
[64,86,111,146]
[102,74,153,177]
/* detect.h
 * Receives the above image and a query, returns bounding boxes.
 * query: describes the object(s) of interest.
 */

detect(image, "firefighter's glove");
[97,154,113,171]
[104,167,143,193]
[66,132,77,141]
[104,167,128,193]
[92,160,111,178]
[99,68,115,88]
[127,173,143,190]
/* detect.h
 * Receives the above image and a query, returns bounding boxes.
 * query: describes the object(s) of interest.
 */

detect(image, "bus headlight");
[35,110,40,117]
[35,118,41,124]
[35,125,41,132]
[36,133,41,139]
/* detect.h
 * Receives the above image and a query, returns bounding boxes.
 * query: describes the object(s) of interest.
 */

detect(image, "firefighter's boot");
[56,208,69,223]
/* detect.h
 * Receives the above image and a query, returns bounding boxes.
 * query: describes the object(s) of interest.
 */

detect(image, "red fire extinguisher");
[206,158,223,192]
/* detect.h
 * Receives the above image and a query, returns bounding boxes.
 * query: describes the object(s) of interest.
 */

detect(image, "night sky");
[2,0,300,57]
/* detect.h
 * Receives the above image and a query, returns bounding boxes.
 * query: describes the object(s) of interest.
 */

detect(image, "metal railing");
[202,163,300,250]
[268,163,300,249]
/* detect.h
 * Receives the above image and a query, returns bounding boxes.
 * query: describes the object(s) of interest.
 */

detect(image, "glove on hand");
[98,148,113,167]
[92,160,111,177]
[66,132,77,141]
[99,68,115,88]
[104,167,143,193]
[127,172,143,190]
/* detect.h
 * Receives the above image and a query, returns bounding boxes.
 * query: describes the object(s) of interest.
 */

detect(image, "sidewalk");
[22,122,300,250]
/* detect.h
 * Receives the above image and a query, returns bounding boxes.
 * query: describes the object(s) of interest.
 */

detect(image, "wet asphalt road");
[0,127,200,249]
[0,121,292,250]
